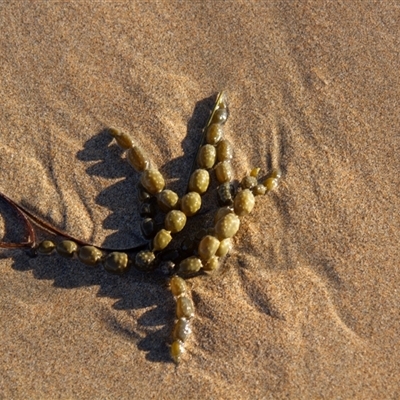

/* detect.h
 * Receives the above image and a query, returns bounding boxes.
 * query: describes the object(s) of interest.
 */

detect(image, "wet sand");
[0,2,399,399]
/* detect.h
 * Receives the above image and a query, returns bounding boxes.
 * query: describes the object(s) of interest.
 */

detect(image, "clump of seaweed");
[0,92,281,363]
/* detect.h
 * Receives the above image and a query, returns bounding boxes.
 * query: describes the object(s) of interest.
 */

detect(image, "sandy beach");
[0,2,399,399]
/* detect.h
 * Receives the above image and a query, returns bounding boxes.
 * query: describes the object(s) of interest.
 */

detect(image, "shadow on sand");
[1,93,216,363]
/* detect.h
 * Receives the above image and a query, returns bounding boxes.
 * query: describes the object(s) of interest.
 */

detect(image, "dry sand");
[0,2,399,399]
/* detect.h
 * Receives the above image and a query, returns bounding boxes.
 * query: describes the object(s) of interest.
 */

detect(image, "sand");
[0,2,399,399]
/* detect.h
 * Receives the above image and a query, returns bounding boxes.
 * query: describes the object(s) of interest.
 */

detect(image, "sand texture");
[0,2,399,399]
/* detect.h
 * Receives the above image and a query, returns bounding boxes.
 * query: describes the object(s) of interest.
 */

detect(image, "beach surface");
[0,2,399,399]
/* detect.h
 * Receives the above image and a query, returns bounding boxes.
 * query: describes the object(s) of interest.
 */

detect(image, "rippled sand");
[0,2,399,399]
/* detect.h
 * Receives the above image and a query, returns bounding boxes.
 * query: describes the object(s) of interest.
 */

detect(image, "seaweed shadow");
[0,94,216,363]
